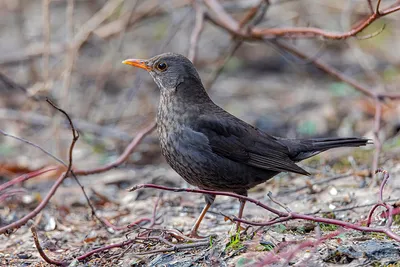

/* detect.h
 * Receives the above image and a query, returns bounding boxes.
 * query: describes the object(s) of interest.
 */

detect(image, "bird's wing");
[192,115,309,175]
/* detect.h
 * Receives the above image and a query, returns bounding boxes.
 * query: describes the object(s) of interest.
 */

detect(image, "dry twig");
[130,168,399,242]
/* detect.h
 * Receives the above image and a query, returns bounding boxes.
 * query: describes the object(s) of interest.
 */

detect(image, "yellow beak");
[122,59,151,71]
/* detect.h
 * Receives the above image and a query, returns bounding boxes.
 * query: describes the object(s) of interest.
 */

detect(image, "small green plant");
[259,241,275,251]
[225,232,244,251]
[320,223,339,231]
[371,262,400,267]
[209,235,214,248]
[274,224,287,234]
[393,214,400,225]
[369,232,386,240]
[296,226,306,234]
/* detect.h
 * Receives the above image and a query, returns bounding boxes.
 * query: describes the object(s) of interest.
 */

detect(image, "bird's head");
[123,53,202,92]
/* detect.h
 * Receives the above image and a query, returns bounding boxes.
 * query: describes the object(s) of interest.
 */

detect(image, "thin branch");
[76,239,136,261]
[277,172,352,195]
[0,101,79,234]
[31,226,64,266]
[205,0,269,90]
[0,108,133,141]
[133,240,209,255]
[372,101,382,173]
[0,167,58,192]
[130,171,400,241]
[204,0,400,40]
[74,122,156,176]
[0,129,66,166]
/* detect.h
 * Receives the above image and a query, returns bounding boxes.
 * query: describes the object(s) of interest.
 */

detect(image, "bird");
[122,53,369,238]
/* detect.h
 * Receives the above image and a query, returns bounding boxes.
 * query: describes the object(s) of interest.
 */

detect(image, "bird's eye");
[156,62,168,71]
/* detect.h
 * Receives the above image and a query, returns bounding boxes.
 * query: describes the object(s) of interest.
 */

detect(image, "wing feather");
[192,115,309,175]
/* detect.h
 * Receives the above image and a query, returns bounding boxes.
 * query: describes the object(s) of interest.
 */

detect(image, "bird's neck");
[156,81,214,129]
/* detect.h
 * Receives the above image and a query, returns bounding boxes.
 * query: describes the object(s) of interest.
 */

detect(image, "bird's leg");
[235,191,248,233]
[237,199,246,232]
[188,194,215,238]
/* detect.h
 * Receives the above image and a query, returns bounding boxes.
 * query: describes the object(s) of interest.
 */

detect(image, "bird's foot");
[186,230,212,240]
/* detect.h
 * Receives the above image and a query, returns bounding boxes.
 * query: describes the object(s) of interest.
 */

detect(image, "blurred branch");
[61,0,75,107]
[204,0,400,40]
[0,108,133,141]
[204,0,400,100]
[205,0,270,89]
[74,121,156,175]
[0,42,65,66]
[42,0,51,89]
[372,101,382,173]
[0,167,59,193]
[188,1,205,63]
[93,0,190,39]
[0,129,66,166]
[83,0,140,119]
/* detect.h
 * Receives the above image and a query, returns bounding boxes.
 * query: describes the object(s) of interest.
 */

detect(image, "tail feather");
[279,137,371,162]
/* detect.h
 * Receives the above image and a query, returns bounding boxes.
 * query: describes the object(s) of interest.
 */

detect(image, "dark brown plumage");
[123,53,369,237]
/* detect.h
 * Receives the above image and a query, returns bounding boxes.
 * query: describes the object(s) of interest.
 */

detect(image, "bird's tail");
[280,137,371,162]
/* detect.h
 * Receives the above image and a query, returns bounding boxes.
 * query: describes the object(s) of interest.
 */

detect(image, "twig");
[99,193,162,231]
[31,226,64,266]
[257,230,343,266]
[74,122,156,175]
[267,191,291,212]
[0,188,27,203]
[0,167,58,192]
[133,240,209,255]
[204,0,400,101]
[0,108,133,141]
[0,100,78,234]
[101,217,151,231]
[76,239,136,261]
[93,0,190,39]
[372,101,382,173]
[204,41,242,90]
[0,42,65,66]
[83,0,140,119]
[366,169,393,227]
[308,197,400,215]
[205,0,269,90]
[130,171,400,241]
[277,172,352,195]
[0,129,66,166]
[204,0,400,40]
[46,100,117,230]
[60,0,125,113]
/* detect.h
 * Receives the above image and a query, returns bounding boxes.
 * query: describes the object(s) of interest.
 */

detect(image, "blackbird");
[123,53,369,237]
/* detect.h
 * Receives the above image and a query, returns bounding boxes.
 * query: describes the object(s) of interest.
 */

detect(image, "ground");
[1,0,400,266]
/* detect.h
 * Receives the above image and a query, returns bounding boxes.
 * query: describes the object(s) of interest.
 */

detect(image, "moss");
[320,223,339,231]
[273,224,287,234]
[368,232,387,240]
[392,214,400,225]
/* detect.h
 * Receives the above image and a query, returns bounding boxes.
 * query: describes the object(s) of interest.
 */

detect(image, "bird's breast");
[156,95,191,158]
